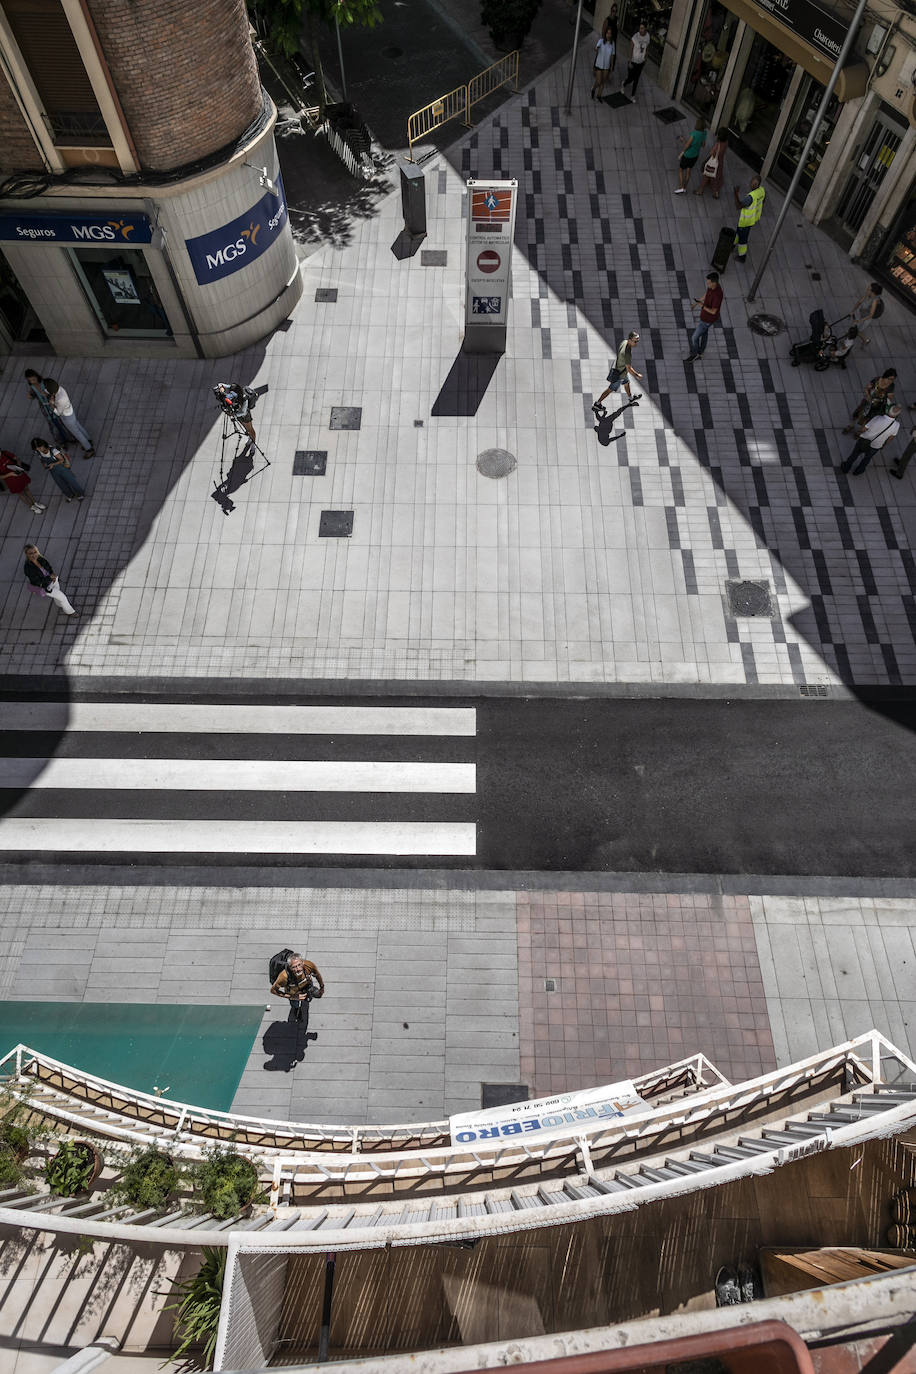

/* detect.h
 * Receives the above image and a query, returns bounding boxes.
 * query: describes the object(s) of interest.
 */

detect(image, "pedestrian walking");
[30,438,86,503]
[695,128,728,199]
[849,281,884,347]
[22,544,77,616]
[269,950,325,1023]
[675,117,707,193]
[889,423,916,479]
[843,369,896,433]
[840,406,901,476]
[43,378,95,457]
[25,369,70,446]
[685,272,723,361]
[0,449,46,514]
[622,22,650,102]
[606,5,619,77]
[592,330,643,413]
[733,175,765,262]
[591,28,614,99]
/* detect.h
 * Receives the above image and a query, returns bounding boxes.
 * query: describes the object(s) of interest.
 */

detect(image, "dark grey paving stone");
[421,249,447,266]
[314,288,338,302]
[319,510,354,537]
[294,450,328,476]
[329,406,362,430]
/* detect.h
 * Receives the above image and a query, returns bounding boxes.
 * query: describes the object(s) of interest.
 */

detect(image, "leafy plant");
[45,1140,100,1196]
[111,1148,180,1211]
[480,0,541,48]
[162,1247,226,1368]
[248,0,382,118]
[0,1121,30,1158]
[188,1147,260,1221]
[0,1148,27,1189]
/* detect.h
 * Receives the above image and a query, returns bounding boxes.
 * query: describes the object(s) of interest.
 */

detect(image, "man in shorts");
[270,952,325,1022]
[592,331,643,415]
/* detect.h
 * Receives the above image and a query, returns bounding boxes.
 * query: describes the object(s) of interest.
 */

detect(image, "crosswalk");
[0,701,477,860]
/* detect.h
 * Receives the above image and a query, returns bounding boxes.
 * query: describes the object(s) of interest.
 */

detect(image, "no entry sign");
[477,249,500,274]
[465,178,517,349]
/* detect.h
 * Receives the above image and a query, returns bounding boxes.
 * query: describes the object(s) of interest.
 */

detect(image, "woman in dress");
[695,127,728,199]
[0,449,46,514]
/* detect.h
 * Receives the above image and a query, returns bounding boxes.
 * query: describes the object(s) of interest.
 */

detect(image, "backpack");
[269,948,295,984]
[872,297,885,319]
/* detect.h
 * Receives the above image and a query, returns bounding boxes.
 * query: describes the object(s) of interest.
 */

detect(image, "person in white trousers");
[43,378,95,458]
[23,544,77,616]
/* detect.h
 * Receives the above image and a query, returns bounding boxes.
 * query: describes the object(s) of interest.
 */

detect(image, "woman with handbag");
[30,437,86,503]
[695,128,728,199]
[0,449,46,514]
[22,544,77,616]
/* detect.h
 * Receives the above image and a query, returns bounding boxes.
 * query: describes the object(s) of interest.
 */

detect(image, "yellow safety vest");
[738,186,766,229]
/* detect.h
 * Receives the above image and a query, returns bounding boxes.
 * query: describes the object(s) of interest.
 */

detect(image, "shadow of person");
[262,1009,317,1072]
[211,445,255,514]
[594,396,640,446]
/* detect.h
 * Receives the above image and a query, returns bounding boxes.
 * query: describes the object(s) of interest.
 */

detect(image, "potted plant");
[111,1147,181,1211]
[162,1246,226,1368]
[188,1145,261,1221]
[45,1139,103,1196]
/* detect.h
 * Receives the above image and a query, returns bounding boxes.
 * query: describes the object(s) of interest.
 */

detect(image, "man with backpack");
[269,950,324,1022]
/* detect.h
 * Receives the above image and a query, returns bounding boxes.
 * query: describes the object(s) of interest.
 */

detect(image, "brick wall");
[85,0,262,173]
[0,76,44,173]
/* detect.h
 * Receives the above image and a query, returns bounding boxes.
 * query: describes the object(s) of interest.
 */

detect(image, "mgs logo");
[71,217,137,242]
[206,220,261,270]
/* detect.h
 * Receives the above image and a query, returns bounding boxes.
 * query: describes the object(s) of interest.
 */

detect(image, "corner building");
[602,0,916,313]
[0,0,301,357]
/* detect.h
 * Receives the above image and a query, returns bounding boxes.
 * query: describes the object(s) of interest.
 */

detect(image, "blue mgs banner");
[184,174,288,286]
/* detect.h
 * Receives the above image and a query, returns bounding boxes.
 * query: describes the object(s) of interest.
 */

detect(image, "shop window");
[619,0,672,66]
[67,247,172,339]
[772,80,840,205]
[3,0,109,145]
[879,195,916,307]
[726,31,794,171]
[683,0,739,119]
[0,248,47,342]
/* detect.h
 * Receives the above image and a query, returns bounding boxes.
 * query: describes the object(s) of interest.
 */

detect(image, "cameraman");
[270,952,324,1022]
[215,382,256,443]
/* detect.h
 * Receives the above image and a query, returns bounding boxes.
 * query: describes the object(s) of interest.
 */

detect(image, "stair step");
[761,1129,802,1145]
[688,1152,718,1168]
[781,1122,829,1138]
[711,1145,758,1162]
[736,1136,780,1154]
[612,1172,647,1190]
[637,1165,679,1182]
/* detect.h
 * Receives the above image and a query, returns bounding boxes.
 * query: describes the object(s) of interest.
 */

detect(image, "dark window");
[2,0,108,145]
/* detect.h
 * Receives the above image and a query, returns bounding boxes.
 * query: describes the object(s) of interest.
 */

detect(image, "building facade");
[0,0,302,358]
[602,0,916,311]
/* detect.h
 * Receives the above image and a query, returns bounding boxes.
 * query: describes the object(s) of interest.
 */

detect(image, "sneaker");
[591,401,604,416]
[684,354,699,363]
[83,448,95,459]
[738,1264,762,1302]
[65,497,73,504]
[890,467,903,479]
[30,503,45,513]
[674,188,686,194]
[630,393,643,402]
[715,1266,741,1306]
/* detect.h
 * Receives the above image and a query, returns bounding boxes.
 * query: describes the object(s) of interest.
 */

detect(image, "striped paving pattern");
[0,702,477,859]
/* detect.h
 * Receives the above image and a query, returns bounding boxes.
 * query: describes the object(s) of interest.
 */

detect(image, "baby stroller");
[789,309,852,370]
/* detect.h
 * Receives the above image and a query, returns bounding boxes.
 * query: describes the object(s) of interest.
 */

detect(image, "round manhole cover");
[477,448,517,479]
[382,45,403,58]
[748,313,786,336]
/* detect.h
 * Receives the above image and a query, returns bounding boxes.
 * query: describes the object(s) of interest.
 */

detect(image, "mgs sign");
[184,175,289,285]
[0,211,153,245]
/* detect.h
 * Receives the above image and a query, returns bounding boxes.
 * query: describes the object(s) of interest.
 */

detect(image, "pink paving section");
[517,892,777,1093]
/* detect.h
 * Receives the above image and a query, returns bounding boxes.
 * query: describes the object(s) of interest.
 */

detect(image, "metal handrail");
[407,52,519,159]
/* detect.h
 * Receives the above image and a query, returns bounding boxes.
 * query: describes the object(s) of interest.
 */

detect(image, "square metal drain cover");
[654,106,684,123]
[604,92,631,108]
[329,406,362,430]
[726,579,773,617]
[293,450,327,476]
[319,510,354,537]
[314,288,338,302]
[481,1083,529,1109]
[421,249,447,266]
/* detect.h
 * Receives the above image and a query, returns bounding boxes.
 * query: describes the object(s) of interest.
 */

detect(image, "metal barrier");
[407,52,520,159]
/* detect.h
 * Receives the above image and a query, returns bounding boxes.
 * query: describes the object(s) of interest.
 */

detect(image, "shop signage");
[0,210,152,244]
[751,0,847,60]
[184,173,288,286]
[465,178,517,334]
[449,1080,649,1146]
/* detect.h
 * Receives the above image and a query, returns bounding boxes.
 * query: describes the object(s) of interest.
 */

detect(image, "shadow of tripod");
[212,407,271,514]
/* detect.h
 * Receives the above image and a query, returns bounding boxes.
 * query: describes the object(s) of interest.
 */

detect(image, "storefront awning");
[724,0,869,99]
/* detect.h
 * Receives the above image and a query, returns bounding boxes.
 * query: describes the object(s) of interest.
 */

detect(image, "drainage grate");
[314,288,338,303]
[799,684,830,697]
[329,406,362,431]
[421,249,447,266]
[748,313,786,336]
[481,1083,529,1109]
[545,978,558,993]
[293,450,327,476]
[318,510,354,537]
[477,447,517,478]
[654,106,684,123]
[726,579,773,617]
[604,92,631,108]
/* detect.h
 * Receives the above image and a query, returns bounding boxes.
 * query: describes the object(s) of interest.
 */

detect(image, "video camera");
[213,382,243,417]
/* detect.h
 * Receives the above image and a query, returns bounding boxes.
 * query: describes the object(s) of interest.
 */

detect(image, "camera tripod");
[212,408,271,514]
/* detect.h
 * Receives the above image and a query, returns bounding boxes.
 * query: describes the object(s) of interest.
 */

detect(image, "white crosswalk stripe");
[0,702,478,859]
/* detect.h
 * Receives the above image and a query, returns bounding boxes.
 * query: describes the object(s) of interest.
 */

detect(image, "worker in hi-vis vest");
[733,175,765,262]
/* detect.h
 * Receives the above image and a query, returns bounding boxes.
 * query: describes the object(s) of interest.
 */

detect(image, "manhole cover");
[748,313,786,336]
[314,288,337,303]
[383,45,403,58]
[726,579,773,617]
[604,92,631,108]
[477,448,517,478]
[293,449,327,476]
[654,106,684,124]
[319,510,354,538]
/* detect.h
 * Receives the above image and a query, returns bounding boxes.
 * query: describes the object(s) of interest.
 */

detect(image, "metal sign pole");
[746,0,869,302]
[564,0,586,114]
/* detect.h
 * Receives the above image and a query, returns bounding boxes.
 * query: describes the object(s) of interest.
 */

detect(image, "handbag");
[703,153,719,178]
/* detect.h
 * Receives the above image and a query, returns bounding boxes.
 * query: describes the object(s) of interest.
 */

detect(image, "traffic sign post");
[464,178,518,354]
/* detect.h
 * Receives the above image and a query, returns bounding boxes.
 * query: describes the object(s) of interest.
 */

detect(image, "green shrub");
[162,1247,226,1368]
[45,1140,99,1196]
[112,1148,180,1211]
[0,1121,30,1158]
[189,1147,260,1221]
[0,1147,26,1189]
